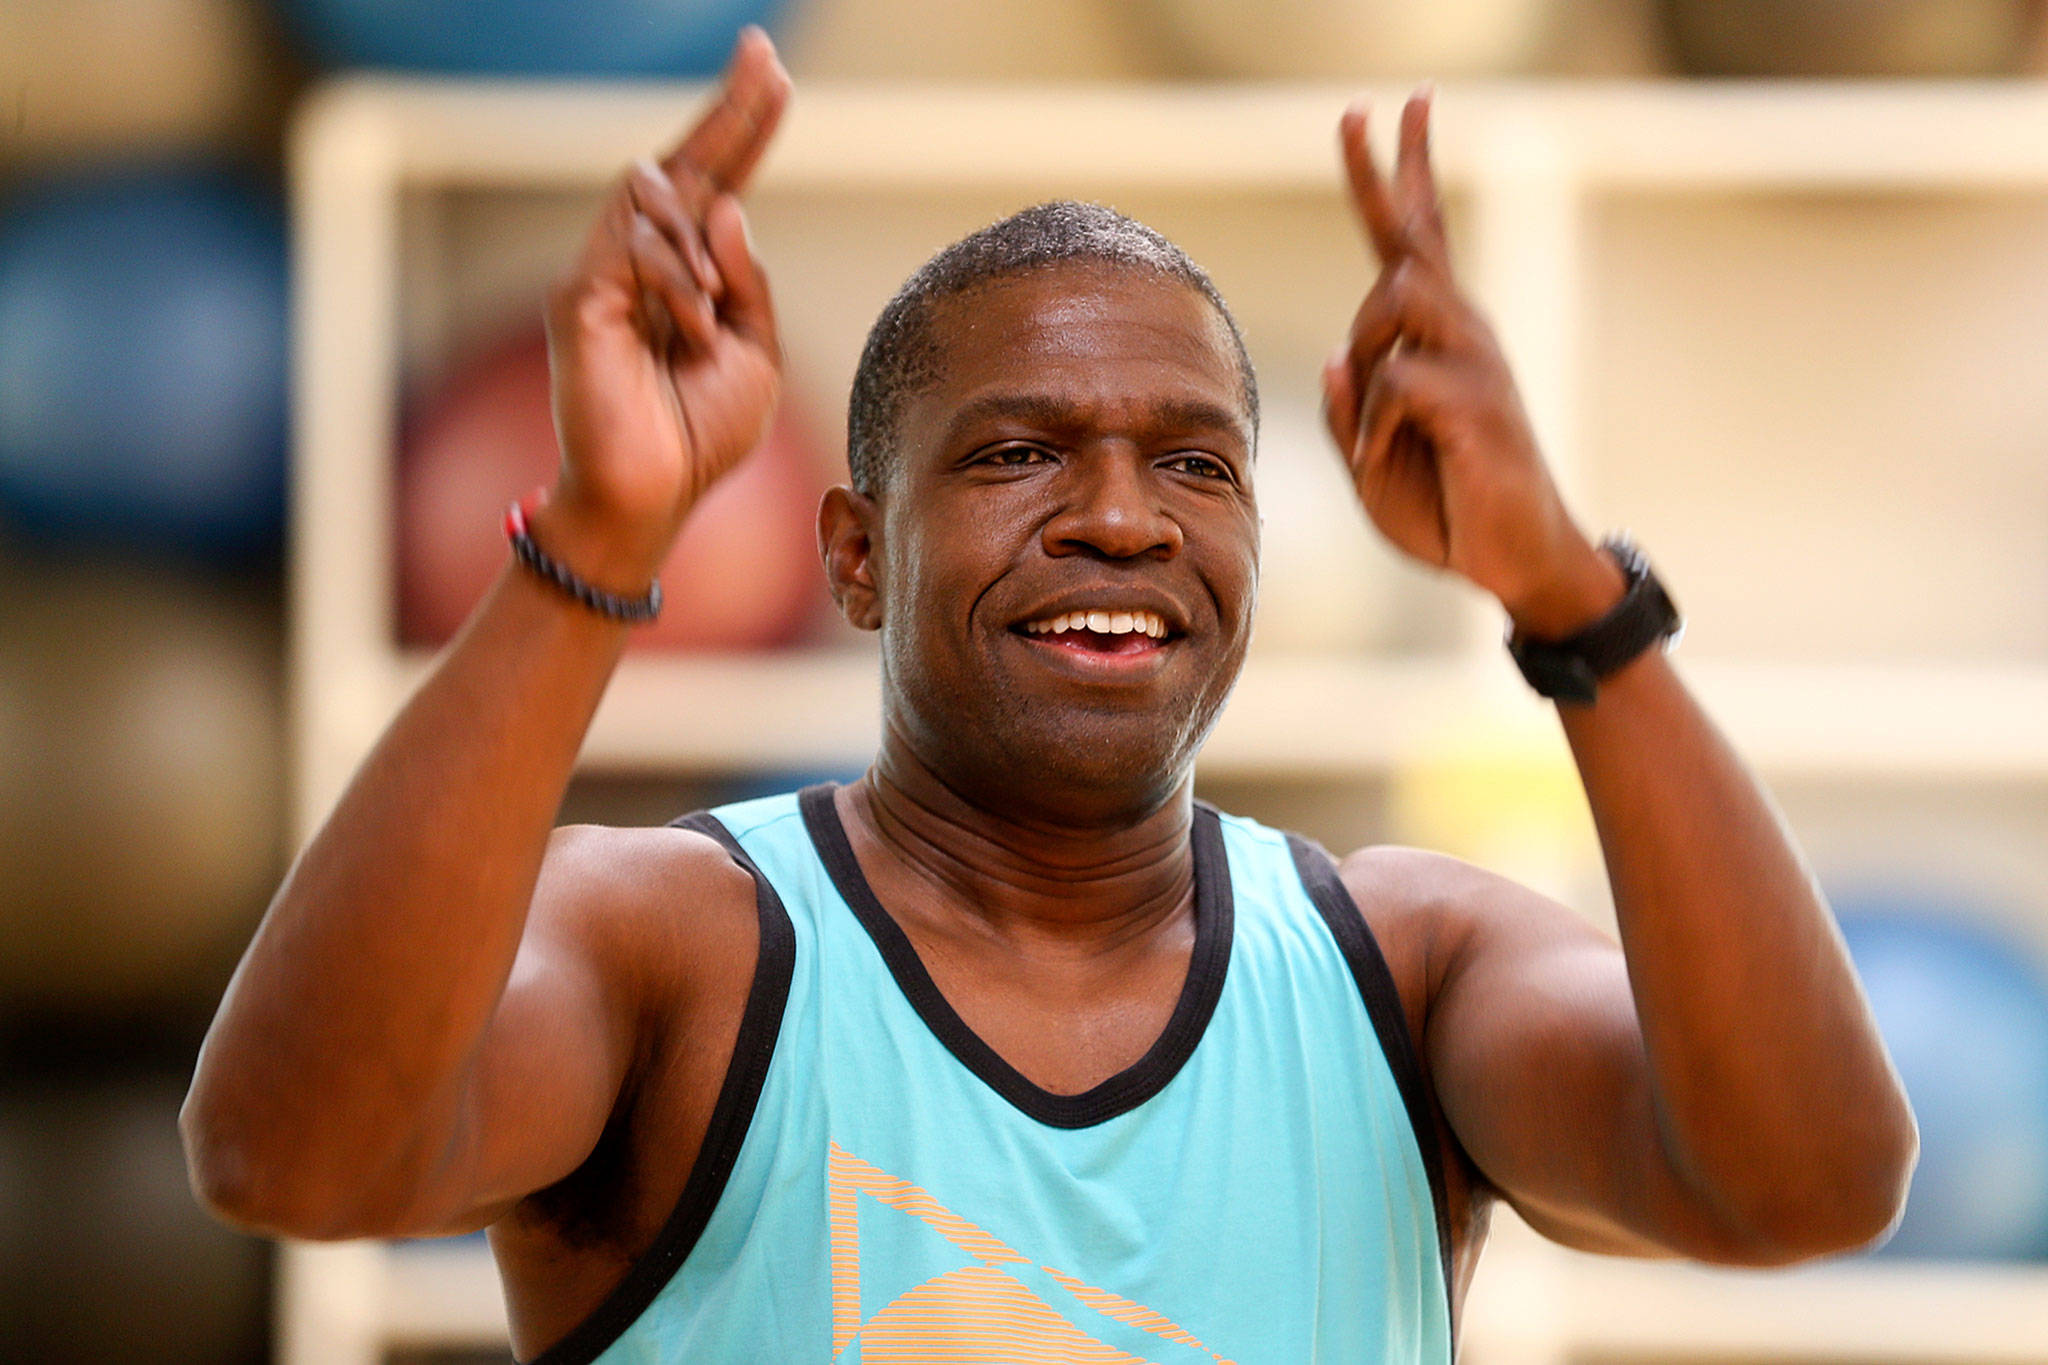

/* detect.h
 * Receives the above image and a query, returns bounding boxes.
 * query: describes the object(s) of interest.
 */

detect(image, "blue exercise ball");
[0,169,288,561]
[1838,898,2048,1259]
[278,0,790,77]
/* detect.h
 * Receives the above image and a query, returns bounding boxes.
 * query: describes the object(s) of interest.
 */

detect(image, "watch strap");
[1507,537,1681,705]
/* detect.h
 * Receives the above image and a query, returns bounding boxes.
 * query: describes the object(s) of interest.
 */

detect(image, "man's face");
[867,262,1259,812]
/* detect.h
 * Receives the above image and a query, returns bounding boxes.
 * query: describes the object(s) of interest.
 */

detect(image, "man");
[182,28,1916,1363]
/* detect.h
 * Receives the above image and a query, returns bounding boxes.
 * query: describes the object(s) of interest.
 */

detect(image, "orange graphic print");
[827,1141,1237,1364]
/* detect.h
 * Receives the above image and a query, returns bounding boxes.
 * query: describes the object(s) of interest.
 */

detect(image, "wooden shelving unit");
[283,76,2048,1365]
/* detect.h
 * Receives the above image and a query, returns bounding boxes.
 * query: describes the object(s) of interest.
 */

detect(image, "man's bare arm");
[180,31,792,1239]
[1326,94,1916,1264]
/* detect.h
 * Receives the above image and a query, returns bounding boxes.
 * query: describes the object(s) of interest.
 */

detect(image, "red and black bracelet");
[503,494,663,624]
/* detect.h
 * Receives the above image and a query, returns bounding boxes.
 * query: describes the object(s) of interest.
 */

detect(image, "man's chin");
[985,699,1209,803]
[986,648,1241,797]
[885,642,1241,815]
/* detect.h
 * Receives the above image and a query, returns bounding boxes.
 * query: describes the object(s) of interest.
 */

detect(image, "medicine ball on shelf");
[0,169,289,563]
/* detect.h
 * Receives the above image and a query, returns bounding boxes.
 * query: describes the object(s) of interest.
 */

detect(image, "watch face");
[1511,636,1600,705]
[1552,654,1600,706]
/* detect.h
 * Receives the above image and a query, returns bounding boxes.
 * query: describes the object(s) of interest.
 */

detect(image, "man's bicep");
[382,826,688,1236]
[424,927,638,1233]
[1360,848,1737,1259]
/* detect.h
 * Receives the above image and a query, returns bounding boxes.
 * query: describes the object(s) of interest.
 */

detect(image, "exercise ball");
[277,0,790,77]
[396,327,831,651]
[1838,898,2048,1259]
[0,169,289,562]
[1661,0,2047,77]
[0,556,284,1014]
[1144,0,1555,78]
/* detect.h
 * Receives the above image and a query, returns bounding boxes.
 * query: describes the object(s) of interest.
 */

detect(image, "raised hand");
[1322,93,1622,638]
[538,27,791,591]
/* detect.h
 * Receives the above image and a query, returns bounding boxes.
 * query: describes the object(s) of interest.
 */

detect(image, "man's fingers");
[1358,359,1406,478]
[1346,261,1410,377]
[1339,100,1408,267]
[627,210,716,355]
[1357,353,1462,476]
[1323,346,1361,459]
[705,194,778,360]
[666,27,791,198]
[628,158,722,298]
[1395,89,1450,267]
[1342,257,1483,407]
[1342,91,1454,271]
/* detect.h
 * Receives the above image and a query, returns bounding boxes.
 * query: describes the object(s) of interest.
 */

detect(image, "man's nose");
[1041,451,1183,561]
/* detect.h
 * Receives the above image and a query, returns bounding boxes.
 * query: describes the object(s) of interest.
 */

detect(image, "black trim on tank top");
[524,811,796,1365]
[1285,831,1456,1346]
[799,783,1232,1130]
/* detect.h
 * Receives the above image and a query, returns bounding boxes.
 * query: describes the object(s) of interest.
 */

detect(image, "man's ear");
[818,484,883,632]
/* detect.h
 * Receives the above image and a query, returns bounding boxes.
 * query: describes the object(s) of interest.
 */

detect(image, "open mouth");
[1011,608,1174,659]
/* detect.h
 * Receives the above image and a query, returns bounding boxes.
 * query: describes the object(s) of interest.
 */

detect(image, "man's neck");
[842,737,1196,956]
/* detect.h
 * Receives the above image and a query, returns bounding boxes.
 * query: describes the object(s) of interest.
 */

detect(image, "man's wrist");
[1501,540,1630,642]
[524,495,670,601]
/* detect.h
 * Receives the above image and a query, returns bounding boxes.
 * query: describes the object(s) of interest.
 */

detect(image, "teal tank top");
[530,786,1452,1364]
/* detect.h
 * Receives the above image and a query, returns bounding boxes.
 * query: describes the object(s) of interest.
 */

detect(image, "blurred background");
[5,1,2048,1361]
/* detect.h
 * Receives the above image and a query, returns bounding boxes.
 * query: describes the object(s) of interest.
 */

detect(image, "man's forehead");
[930,264,1232,354]
[934,389,1252,450]
[912,266,1252,430]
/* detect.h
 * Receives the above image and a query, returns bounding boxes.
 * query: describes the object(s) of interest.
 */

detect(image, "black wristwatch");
[1506,536,1682,706]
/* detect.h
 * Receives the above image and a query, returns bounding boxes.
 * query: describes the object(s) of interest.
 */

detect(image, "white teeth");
[1024,608,1170,638]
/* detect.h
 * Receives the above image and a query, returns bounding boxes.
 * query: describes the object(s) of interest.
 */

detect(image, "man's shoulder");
[1324,843,1513,1021]
[1335,841,1577,947]
[532,820,763,990]
[541,819,757,905]
[1329,841,1595,1034]
[1334,843,1506,920]
[1199,807,1487,963]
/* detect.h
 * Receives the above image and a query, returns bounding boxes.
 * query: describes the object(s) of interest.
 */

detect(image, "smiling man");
[182,29,1916,1365]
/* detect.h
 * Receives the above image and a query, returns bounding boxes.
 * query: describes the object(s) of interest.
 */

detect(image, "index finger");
[663,26,792,197]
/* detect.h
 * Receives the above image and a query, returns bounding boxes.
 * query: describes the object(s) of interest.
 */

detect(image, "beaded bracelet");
[503,496,663,624]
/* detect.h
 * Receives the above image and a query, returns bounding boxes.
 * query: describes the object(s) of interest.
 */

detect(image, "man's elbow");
[180,1091,396,1242]
[1802,1091,1920,1259]
[1722,1108,1920,1265]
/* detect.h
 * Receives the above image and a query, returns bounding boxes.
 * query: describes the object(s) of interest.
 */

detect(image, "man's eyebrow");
[940,393,1251,447]
[941,393,1074,443]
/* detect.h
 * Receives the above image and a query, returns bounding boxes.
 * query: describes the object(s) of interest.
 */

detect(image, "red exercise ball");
[397,327,833,651]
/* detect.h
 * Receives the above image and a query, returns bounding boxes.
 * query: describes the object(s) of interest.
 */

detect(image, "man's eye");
[981,445,1051,467]
[1165,453,1229,479]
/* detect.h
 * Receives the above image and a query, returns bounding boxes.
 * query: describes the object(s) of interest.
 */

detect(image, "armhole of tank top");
[1284,830,1456,1350]
[524,811,797,1365]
